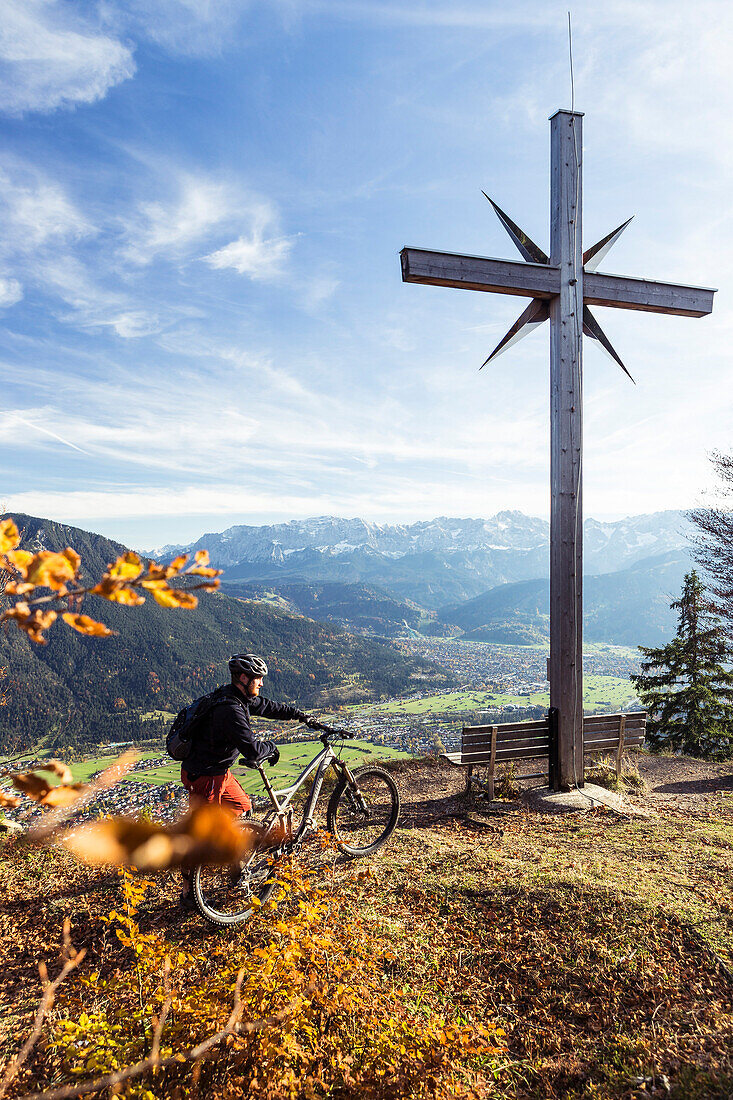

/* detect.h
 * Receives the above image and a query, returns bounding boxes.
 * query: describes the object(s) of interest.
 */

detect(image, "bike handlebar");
[313,722,351,743]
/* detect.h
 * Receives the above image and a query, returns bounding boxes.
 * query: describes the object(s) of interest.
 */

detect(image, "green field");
[69,739,410,795]
[378,675,639,716]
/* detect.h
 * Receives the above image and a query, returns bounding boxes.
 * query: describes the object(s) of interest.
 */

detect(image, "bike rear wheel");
[327,766,400,856]
[192,821,278,926]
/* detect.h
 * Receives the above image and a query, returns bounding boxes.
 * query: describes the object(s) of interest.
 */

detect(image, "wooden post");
[548,706,559,790]
[616,713,626,779]
[549,110,584,790]
[488,725,498,801]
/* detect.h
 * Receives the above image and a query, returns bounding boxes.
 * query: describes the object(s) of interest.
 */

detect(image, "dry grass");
[2,759,733,1098]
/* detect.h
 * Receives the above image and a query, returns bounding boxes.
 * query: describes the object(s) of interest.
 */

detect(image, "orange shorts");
[181,768,252,816]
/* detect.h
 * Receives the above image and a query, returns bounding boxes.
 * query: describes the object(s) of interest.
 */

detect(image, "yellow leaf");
[167,554,189,573]
[64,803,256,870]
[1,603,57,644]
[12,773,85,807]
[25,551,79,592]
[186,566,221,578]
[44,759,74,785]
[3,549,34,577]
[0,518,20,553]
[194,550,210,566]
[5,581,34,596]
[42,783,87,807]
[0,788,20,808]
[108,552,143,581]
[62,612,114,637]
[152,588,198,609]
[91,578,145,604]
[62,548,81,573]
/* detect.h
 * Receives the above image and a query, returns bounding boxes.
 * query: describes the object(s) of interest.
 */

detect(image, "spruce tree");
[631,571,733,758]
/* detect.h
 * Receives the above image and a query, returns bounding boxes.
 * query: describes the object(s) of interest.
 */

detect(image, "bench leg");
[487,769,495,802]
[465,764,473,795]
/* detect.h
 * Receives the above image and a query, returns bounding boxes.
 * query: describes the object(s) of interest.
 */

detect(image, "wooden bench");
[442,710,646,798]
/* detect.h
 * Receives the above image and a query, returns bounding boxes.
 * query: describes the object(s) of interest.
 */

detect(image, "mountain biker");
[179,652,320,907]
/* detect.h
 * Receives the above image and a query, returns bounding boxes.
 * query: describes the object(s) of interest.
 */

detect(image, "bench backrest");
[461,711,646,765]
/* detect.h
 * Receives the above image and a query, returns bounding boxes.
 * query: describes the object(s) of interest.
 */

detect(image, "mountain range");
[150,511,695,644]
[0,515,447,754]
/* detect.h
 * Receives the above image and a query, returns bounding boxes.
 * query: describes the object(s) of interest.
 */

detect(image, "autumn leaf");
[3,549,34,576]
[62,612,115,637]
[25,551,79,592]
[108,551,143,581]
[44,759,74,785]
[1,603,58,644]
[167,554,189,573]
[12,768,86,807]
[194,550,210,565]
[152,587,198,609]
[91,577,145,604]
[0,788,20,809]
[64,803,256,870]
[4,580,35,596]
[0,518,20,553]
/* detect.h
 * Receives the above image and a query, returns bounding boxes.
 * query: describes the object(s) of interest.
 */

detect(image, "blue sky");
[2,0,732,549]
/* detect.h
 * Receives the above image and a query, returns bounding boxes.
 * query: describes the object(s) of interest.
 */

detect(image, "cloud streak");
[0,0,135,115]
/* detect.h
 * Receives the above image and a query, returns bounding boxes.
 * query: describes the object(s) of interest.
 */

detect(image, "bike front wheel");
[327,766,400,857]
[191,821,278,926]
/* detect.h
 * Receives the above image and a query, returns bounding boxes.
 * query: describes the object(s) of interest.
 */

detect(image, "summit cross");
[400,109,715,791]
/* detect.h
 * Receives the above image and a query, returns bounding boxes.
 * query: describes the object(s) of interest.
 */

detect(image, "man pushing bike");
[179,652,320,906]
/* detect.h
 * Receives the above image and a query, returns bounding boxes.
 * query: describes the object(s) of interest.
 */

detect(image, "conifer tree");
[631,571,733,758]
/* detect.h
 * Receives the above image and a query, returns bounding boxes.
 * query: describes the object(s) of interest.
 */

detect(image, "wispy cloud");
[114,0,253,57]
[0,0,135,115]
[204,230,294,281]
[0,162,93,251]
[122,175,233,264]
[0,277,22,307]
[3,412,92,455]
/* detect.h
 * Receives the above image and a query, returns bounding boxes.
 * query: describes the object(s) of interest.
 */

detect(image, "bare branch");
[14,965,286,1100]
[0,940,86,1100]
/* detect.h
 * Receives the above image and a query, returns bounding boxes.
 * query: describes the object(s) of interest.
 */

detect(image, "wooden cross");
[400,109,715,791]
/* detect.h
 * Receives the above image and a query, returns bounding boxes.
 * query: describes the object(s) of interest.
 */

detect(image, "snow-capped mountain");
[152,510,690,571]
[148,510,693,611]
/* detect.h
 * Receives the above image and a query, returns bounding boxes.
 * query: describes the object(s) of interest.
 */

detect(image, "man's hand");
[268,746,280,767]
[294,711,322,730]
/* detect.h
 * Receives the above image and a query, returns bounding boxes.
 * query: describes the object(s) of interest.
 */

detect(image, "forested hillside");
[0,515,448,754]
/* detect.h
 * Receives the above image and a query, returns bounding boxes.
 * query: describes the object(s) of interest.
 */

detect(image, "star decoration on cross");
[481,193,635,380]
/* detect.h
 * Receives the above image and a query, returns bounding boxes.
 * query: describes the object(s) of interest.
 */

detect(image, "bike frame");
[254,741,355,849]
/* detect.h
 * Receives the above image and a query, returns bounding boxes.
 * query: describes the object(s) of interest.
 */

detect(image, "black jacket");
[183,684,303,779]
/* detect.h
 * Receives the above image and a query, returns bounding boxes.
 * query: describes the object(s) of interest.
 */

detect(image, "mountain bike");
[191,726,400,926]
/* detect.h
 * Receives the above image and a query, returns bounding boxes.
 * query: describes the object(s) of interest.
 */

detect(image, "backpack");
[166,688,224,761]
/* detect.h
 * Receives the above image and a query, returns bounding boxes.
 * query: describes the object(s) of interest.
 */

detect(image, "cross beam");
[400,109,715,791]
[400,249,715,317]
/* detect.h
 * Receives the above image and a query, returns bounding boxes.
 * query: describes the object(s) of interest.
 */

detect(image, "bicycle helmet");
[228,653,268,678]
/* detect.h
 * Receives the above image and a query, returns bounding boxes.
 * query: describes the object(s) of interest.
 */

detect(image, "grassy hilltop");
[2,754,732,1099]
